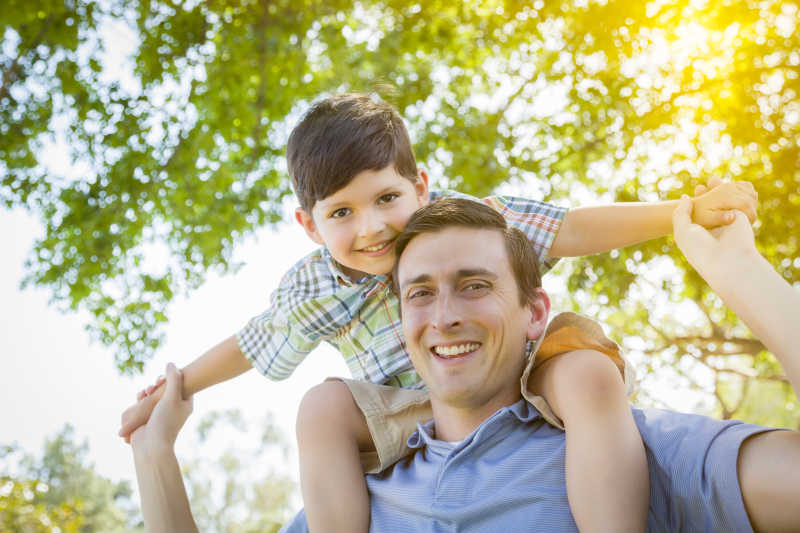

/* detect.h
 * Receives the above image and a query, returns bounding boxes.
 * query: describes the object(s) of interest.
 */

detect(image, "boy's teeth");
[434,343,480,357]
[363,242,388,252]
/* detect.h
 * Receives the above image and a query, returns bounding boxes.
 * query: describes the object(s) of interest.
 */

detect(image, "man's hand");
[691,177,757,228]
[120,384,164,443]
[130,362,193,450]
[672,195,758,276]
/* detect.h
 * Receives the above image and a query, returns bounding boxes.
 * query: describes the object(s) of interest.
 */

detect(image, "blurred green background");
[2,0,799,530]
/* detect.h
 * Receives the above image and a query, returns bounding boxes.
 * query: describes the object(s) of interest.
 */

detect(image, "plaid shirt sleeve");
[236,250,339,380]
[433,190,568,274]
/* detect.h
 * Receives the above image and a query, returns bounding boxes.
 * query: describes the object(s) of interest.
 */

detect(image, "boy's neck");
[331,255,369,282]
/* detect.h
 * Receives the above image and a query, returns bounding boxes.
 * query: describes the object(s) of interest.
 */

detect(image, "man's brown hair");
[287,93,419,212]
[392,198,542,304]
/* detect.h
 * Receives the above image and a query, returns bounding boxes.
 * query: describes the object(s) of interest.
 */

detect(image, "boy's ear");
[295,208,325,245]
[416,169,431,206]
[525,288,551,341]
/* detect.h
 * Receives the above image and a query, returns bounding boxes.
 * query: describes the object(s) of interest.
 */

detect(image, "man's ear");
[295,208,324,245]
[526,288,551,341]
[415,168,431,206]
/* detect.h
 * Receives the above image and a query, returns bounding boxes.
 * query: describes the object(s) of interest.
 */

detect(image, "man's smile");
[431,342,482,359]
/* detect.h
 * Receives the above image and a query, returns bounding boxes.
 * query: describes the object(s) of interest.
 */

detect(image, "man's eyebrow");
[400,268,498,288]
[400,273,432,288]
[456,268,498,279]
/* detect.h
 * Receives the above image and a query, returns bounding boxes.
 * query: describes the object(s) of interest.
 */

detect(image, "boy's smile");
[295,166,430,280]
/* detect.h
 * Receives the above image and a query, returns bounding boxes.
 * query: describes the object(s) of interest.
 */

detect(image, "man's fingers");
[736,180,758,200]
[706,176,723,189]
[694,184,708,197]
[672,195,694,232]
[164,362,189,402]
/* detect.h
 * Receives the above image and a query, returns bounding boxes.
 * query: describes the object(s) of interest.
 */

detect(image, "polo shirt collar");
[407,399,543,454]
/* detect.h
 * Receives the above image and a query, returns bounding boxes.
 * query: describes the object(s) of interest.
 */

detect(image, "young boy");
[120,93,758,533]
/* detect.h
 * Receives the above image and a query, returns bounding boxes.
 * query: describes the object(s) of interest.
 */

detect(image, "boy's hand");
[673,195,758,274]
[691,178,757,228]
[137,375,167,401]
[120,382,166,444]
[130,363,193,450]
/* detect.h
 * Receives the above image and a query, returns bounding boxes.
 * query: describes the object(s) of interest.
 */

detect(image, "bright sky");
[0,17,348,498]
[0,205,349,502]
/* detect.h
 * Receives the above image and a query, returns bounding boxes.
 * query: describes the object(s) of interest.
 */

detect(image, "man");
[132,197,800,532]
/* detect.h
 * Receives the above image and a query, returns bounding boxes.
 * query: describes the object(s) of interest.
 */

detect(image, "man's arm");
[549,180,757,257]
[120,335,251,441]
[672,196,800,532]
[672,196,799,391]
[131,363,199,533]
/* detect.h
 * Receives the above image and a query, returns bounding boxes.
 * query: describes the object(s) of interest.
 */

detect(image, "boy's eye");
[330,207,351,219]
[377,193,399,205]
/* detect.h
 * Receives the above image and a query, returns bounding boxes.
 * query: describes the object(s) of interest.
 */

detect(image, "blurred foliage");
[0,426,141,532]
[1,0,798,426]
[182,409,295,533]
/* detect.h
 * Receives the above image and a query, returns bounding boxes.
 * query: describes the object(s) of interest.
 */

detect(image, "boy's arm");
[549,180,757,257]
[119,335,252,440]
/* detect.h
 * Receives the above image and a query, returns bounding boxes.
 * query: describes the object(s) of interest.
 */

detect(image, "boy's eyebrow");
[316,185,400,211]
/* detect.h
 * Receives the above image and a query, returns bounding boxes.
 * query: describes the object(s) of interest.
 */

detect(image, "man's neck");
[430,393,522,442]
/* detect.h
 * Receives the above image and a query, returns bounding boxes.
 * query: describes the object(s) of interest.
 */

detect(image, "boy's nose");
[358,209,386,237]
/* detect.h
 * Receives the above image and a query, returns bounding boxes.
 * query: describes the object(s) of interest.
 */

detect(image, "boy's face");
[295,166,430,279]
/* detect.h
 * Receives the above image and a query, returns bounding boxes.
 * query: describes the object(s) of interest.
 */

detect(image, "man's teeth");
[433,343,480,357]
[362,241,389,252]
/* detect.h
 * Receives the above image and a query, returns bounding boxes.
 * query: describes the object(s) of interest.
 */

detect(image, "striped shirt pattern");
[237,190,567,388]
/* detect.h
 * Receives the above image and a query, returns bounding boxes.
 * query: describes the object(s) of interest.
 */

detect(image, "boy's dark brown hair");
[392,198,542,305]
[287,93,419,212]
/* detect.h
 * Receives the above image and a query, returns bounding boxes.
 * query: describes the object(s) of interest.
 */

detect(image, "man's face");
[397,227,547,412]
[295,166,429,280]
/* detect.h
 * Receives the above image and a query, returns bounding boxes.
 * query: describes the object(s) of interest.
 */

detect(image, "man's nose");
[432,293,462,331]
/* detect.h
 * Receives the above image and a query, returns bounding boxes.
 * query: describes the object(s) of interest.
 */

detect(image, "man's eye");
[330,208,350,218]
[464,282,489,291]
[377,193,399,205]
[407,288,432,300]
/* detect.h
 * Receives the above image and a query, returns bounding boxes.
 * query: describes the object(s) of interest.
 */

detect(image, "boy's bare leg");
[296,380,374,533]
[529,349,648,533]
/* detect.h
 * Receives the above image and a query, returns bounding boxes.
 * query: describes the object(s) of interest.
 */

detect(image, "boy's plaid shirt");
[237,190,567,389]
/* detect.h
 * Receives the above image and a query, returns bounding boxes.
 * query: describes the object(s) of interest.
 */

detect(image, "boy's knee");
[296,380,361,440]
[551,349,626,409]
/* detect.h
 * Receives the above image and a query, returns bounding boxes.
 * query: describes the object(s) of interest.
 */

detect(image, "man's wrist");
[132,434,176,463]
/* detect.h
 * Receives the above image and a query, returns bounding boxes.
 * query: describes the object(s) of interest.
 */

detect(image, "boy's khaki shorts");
[334,312,635,474]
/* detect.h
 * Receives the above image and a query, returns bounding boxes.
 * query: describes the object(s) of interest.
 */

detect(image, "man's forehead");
[397,227,509,286]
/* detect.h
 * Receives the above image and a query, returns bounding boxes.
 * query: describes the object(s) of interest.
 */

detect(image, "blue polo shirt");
[281,400,771,532]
